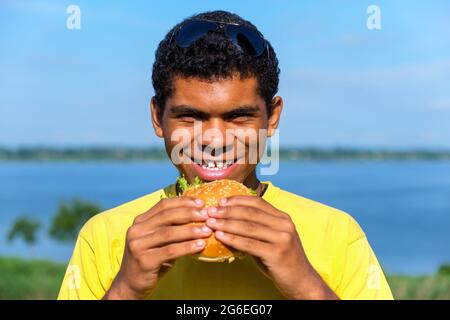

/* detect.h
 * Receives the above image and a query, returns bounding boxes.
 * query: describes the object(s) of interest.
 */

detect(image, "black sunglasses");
[172,19,269,58]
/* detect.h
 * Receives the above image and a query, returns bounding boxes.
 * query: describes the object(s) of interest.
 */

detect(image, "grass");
[388,265,450,300]
[387,275,450,300]
[0,257,66,300]
[0,256,449,300]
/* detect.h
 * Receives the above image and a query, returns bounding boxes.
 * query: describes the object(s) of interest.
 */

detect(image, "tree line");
[1,147,450,161]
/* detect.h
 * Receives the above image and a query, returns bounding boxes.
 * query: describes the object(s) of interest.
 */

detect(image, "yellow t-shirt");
[57,181,393,300]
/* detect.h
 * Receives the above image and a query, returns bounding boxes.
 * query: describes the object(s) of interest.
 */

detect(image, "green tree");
[48,199,102,242]
[7,217,41,245]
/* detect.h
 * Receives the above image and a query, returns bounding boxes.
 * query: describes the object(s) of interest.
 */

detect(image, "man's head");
[150,10,283,185]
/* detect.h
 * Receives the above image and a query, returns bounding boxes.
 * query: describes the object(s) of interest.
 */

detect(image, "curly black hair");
[151,10,280,116]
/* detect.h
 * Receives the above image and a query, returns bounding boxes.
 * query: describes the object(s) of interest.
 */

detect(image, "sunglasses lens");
[226,25,266,56]
[174,21,218,48]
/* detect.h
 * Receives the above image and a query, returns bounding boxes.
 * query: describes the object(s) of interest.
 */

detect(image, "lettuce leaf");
[248,187,257,196]
[192,176,203,187]
[176,175,204,195]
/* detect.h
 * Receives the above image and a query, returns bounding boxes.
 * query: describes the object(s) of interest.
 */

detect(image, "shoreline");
[2,147,450,162]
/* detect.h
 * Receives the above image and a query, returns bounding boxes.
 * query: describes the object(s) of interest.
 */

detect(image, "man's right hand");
[103,196,211,300]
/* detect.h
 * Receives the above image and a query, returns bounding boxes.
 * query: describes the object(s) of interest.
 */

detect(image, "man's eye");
[229,116,252,123]
[179,116,197,122]
[175,115,200,123]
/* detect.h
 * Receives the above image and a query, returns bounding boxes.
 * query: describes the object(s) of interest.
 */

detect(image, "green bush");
[49,198,102,242]
[437,264,450,276]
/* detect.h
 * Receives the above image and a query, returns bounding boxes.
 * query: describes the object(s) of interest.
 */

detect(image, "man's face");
[151,75,282,184]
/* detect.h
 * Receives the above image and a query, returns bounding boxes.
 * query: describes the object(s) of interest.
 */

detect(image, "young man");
[58,10,393,300]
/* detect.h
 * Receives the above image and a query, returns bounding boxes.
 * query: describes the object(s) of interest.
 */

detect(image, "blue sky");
[1,0,449,149]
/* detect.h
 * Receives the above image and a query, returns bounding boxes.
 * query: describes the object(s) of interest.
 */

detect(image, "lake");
[1,160,449,275]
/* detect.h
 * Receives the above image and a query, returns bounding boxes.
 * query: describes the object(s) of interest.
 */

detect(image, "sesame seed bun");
[183,179,252,263]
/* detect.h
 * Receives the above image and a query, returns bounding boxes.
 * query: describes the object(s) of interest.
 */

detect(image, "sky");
[1,0,450,149]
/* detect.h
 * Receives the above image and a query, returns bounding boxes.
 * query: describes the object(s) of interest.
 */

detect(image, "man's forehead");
[168,76,263,111]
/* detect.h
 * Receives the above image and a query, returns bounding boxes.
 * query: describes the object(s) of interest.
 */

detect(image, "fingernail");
[194,227,202,234]
[216,231,225,238]
[195,199,204,206]
[198,209,208,217]
[219,198,227,205]
[195,240,205,248]
[207,218,216,224]
[202,226,211,233]
[208,206,217,213]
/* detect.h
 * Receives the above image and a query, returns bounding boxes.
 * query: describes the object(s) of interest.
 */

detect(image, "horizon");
[2,144,450,153]
[0,144,450,152]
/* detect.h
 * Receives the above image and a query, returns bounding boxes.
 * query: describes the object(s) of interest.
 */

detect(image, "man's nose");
[198,119,234,156]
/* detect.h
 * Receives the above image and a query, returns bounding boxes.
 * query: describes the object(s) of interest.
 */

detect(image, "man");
[58,10,393,300]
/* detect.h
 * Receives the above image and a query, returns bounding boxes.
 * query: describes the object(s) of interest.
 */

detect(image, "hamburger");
[177,177,256,263]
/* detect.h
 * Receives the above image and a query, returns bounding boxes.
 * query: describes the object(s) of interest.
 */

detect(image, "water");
[1,160,449,275]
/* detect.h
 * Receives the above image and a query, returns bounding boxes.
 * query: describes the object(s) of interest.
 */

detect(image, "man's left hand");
[206,196,339,300]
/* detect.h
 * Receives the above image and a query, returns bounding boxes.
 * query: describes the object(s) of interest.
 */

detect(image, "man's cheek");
[167,128,193,165]
[232,128,263,165]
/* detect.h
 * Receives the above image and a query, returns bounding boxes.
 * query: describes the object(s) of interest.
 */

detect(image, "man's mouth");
[199,159,235,170]
[189,157,239,180]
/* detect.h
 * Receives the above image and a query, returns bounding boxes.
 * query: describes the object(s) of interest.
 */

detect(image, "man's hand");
[103,197,212,300]
[206,196,339,300]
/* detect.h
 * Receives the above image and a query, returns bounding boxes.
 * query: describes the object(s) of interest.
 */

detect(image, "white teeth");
[200,160,234,170]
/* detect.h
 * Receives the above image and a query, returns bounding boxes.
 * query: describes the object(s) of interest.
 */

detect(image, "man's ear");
[267,96,283,137]
[150,97,164,138]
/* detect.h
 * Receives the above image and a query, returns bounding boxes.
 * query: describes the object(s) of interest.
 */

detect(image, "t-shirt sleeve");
[334,217,393,300]
[57,221,107,300]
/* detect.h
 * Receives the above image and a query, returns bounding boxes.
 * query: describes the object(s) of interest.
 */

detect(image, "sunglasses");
[172,19,269,58]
